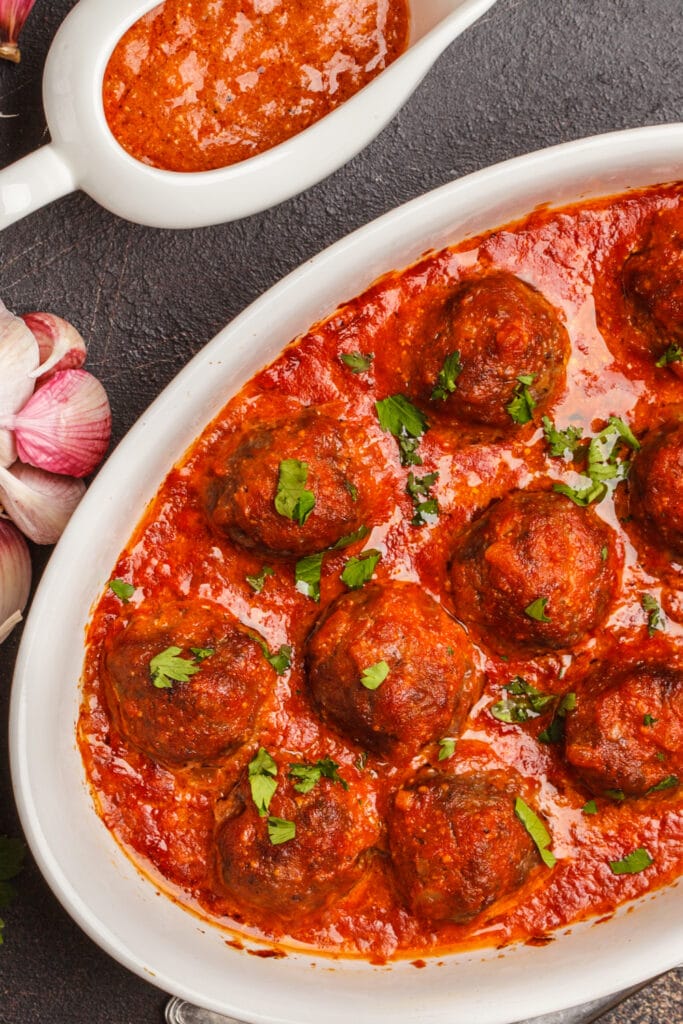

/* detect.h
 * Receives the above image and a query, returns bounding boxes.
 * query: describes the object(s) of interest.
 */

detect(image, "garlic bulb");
[0,300,38,468]
[0,0,37,63]
[0,517,31,643]
[0,462,85,545]
[3,368,112,478]
[23,313,88,379]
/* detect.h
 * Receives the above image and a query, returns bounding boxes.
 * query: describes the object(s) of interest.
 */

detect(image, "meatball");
[204,406,380,557]
[104,602,272,768]
[450,490,617,657]
[629,419,683,558]
[388,769,539,923]
[216,758,379,920]
[622,206,683,359]
[415,272,568,427]
[564,662,683,797]
[306,581,481,755]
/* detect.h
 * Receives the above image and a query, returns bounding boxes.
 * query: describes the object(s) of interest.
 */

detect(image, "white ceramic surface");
[10,124,683,1024]
[0,0,497,230]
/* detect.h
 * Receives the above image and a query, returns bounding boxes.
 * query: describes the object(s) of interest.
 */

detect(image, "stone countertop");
[0,1,681,1021]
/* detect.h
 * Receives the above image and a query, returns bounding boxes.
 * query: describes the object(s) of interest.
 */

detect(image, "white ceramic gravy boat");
[0,0,498,230]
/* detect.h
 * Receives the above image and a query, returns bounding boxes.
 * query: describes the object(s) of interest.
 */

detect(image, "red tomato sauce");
[102,0,410,173]
[80,182,683,961]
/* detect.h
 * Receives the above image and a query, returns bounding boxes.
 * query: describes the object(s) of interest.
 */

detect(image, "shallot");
[0,462,86,545]
[0,518,31,642]
[0,300,38,467]
[23,313,88,379]
[0,0,37,63]
[0,368,112,478]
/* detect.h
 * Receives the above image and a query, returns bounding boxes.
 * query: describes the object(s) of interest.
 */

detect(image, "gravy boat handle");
[0,143,75,230]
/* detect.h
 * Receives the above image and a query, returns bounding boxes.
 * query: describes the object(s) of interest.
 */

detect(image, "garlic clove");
[0,517,31,643]
[23,313,88,379]
[0,0,38,63]
[10,368,112,478]
[0,462,86,545]
[0,300,39,468]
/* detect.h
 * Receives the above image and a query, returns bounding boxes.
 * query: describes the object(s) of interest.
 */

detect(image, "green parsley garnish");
[295,553,324,602]
[609,848,653,875]
[600,545,609,561]
[490,677,556,724]
[248,747,278,816]
[344,480,359,502]
[655,343,683,367]
[506,374,536,425]
[604,788,626,802]
[641,593,666,636]
[331,525,370,549]
[647,775,679,793]
[582,800,598,816]
[514,797,556,868]
[375,394,429,466]
[267,817,296,845]
[0,837,26,945]
[340,351,374,373]
[553,416,639,506]
[190,647,215,661]
[553,480,608,507]
[643,714,658,727]
[246,566,275,593]
[255,638,292,675]
[437,738,457,761]
[108,578,135,602]
[355,751,368,771]
[341,549,381,589]
[525,597,551,622]
[149,646,202,689]
[288,757,348,794]
[542,416,583,458]
[360,660,390,690]
[431,351,462,402]
[406,471,439,527]
[538,692,576,744]
[274,459,316,526]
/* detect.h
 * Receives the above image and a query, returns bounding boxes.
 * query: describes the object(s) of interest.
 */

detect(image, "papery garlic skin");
[0,300,38,468]
[0,0,37,63]
[23,313,88,379]
[4,369,112,478]
[0,462,85,545]
[0,517,31,643]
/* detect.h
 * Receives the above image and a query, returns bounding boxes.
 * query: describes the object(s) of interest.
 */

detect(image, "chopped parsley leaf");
[506,373,536,425]
[431,350,462,402]
[655,343,683,367]
[490,677,556,724]
[582,800,598,816]
[647,775,679,793]
[274,459,316,526]
[149,647,202,689]
[190,647,214,661]
[246,566,275,593]
[340,351,374,373]
[331,525,370,550]
[525,597,551,622]
[255,638,292,675]
[376,394,428,466]
[295,553,324,602]
[643,713,658,727]
[360,660,390,690]
[604,788,626,802]
[355,751,368,771]
[341,549,381,589]
[267,817,296,845]
[514,797,556,868]
[600,545,609,561]
[609,848,653,875]
[108,578,135,602]
[552,416,639,507]
[538,692,576,744]
[438,738,456,761]
[248,747,278,817]
[553,480,608,507]
[406,471,440,527]
[289,757,348,794]
[345,480,359,502]
[542,416,583,458]
[642,593,666,636]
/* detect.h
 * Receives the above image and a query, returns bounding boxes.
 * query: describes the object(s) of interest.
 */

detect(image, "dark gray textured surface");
[0,1,681,1021]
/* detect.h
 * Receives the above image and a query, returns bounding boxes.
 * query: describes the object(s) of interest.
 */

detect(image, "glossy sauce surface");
[103,0,410,172]
[80,183,683,960]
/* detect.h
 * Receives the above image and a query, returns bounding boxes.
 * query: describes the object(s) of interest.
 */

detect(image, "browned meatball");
[104,602,273,768]
[564,662,683,797]
[306,582,481,755]
[629,420,683,558]
[216,757,379,920]
[388,769,539,923]
[415,272,568,427]
[203,407,381,558]
[622,206,683,360]
[450,490,618,657]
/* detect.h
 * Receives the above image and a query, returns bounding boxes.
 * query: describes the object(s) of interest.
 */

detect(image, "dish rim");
[10,123,683,1024]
